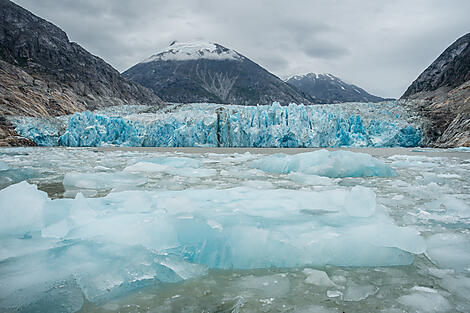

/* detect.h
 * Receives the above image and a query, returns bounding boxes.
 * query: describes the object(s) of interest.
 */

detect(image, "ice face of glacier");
[12,102,422,147]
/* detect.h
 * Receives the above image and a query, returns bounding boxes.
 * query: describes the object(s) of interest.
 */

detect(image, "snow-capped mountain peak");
[286,72,385,103]
[141,41,244,63]
[286,73,340,82]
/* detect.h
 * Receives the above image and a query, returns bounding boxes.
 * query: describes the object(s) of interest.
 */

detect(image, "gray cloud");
[13,0,470,98]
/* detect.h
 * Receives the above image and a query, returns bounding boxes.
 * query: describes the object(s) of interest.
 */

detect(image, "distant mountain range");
[123,41,312,105]
[401,32,470,147]
[0,0,468,147]
[285,73,386,104]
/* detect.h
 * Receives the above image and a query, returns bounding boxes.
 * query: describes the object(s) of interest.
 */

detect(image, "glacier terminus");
[11,101,422,148]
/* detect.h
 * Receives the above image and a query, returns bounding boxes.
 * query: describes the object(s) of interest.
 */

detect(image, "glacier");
[11,101,422,147]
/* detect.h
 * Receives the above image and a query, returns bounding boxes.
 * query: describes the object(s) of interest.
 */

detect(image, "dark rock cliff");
[402,33,470,147]
[0,0,164,145]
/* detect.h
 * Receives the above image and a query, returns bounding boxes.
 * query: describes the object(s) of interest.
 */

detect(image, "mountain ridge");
[402,32,470,147]
[123,41,313,105]
[285,72,386,104]
[0,0,164,145]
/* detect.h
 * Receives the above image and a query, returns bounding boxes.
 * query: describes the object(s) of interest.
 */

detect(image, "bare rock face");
[402,33,470,147]
[0,0,164,145]
[123,41,312,105]
[403,33,470,97]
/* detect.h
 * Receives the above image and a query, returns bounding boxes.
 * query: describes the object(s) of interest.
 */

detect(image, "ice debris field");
[1,148,470,313]
[11,101,422,148]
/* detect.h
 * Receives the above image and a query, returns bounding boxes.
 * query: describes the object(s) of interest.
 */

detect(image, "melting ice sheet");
[0,148,470,312]
[12,102,422,147]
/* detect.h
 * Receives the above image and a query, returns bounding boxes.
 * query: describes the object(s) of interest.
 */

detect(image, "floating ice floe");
[0,179,426,310]
[250,149,395,177]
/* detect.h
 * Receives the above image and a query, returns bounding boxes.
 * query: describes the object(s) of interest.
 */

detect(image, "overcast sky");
[14,0,470,98]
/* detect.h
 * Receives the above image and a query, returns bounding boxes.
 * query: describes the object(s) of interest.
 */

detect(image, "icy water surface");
[0,147,470,312]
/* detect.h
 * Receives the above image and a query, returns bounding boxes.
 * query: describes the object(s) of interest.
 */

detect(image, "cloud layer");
[14,0,470,98]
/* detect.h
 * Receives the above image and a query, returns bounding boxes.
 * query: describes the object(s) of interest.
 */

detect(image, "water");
[1,147,469,313]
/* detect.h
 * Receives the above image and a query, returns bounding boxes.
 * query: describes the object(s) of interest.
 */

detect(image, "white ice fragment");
[327,290,343,298]
[235,274,290,298]
[411,286,437,293]
[303,268,336,287]
[428,268,454,279]
[343,281,378,301]
[297,305,340,313]
[207,219,223,230]
[124,162,168,173]
[63,172,147,190]
[345,186,376,217]
[0,181,48,235]
[156,255,208,280]
[41,220,69,238]
[286,173,334,186]
[69,192,97,225]
[426,232,470,271]
[124,161,216,177]
[398,291,451,312]
[439,276,470,301]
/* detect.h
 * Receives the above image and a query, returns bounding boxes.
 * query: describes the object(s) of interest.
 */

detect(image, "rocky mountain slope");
[0,0,164,146]
[402,33,470,147]
[123,41,312,105]
[285,73,385,103]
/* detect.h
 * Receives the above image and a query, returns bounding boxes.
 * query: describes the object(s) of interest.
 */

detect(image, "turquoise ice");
[12,102,422,147]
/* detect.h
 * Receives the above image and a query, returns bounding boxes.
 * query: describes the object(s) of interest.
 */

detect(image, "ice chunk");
[398,290,451,312]
[297,305,340,313]
[41,220,70,238]
[439,276,470,301]
[303,268,336,287]
[345,186,376,217]
[123,161,169,173]
[0,181,48,236]
[63,172,147,190]
[426,233,470,271]
[343,281,378,301]
[235,274,290,298]
[0,181,428,308]
[285,172,335,186]
[250,150,394,178]
[124,161,216,178]
[327,290,343,298]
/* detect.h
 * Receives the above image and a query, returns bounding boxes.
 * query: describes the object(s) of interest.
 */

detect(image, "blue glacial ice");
[250,149,394,177]
[11,102,422,147]
[0,167,426,310]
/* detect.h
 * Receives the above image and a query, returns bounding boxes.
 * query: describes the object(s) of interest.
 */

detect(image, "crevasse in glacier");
[13,102,422,147]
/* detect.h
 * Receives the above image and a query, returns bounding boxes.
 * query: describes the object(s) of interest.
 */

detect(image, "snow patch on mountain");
[141,41,244,62]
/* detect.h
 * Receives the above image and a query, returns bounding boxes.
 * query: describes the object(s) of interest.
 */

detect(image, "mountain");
[0,0,164,145]
[123,41,312,105]
[402,33,470,147]
[285,73,385,104]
